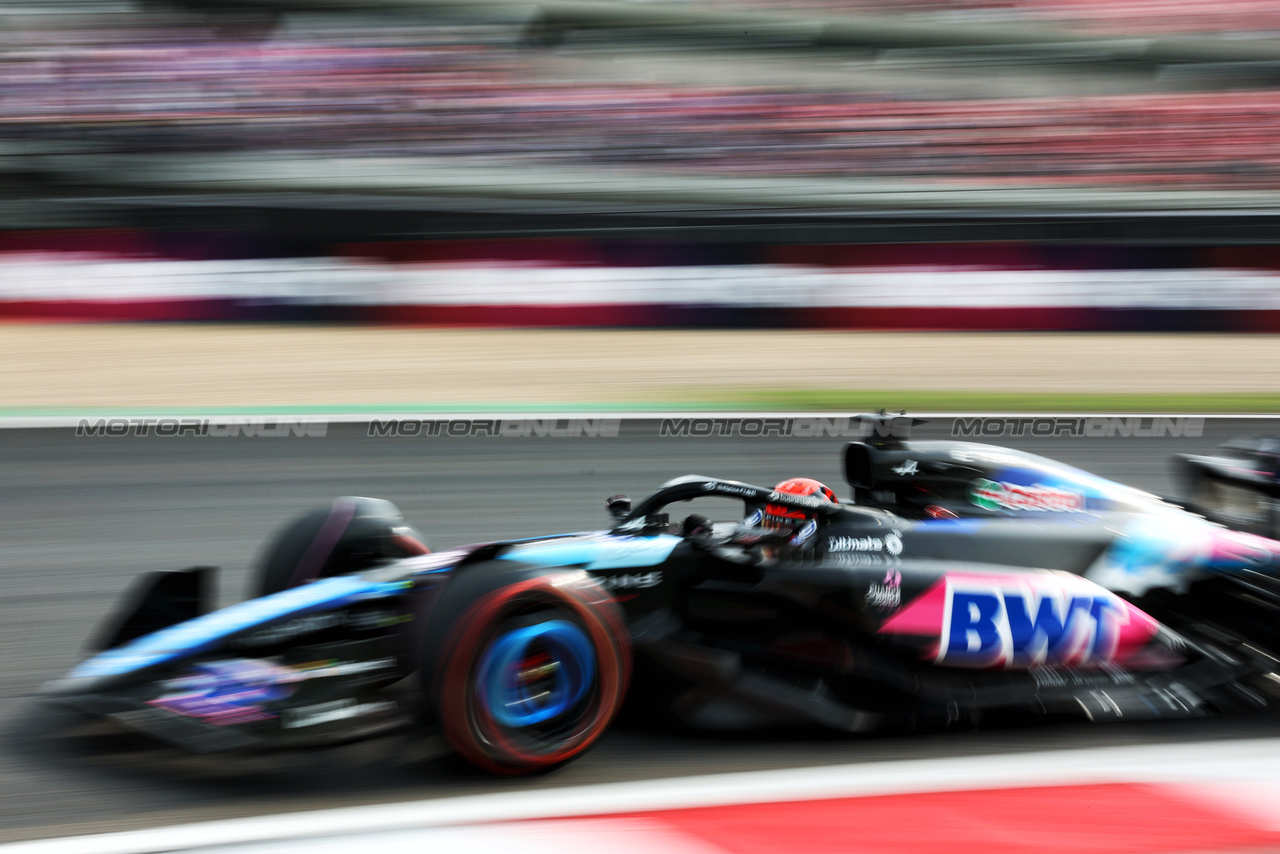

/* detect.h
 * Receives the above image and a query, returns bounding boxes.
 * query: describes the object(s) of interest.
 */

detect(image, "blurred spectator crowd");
[4,13,1280,191]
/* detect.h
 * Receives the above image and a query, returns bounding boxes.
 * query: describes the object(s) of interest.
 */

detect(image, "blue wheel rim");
[478,620,596,728]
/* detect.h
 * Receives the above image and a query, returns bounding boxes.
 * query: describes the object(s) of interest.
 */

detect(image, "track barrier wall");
[6,234,1280,330]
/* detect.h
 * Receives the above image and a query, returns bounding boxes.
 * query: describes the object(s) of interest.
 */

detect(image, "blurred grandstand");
[4,0,1280,326]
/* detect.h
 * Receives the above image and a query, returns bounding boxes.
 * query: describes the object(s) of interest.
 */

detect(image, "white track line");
[205,820,729,854]
[5,738,1280,854]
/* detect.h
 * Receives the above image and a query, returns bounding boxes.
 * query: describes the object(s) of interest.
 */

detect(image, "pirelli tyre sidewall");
[421,561,630,774]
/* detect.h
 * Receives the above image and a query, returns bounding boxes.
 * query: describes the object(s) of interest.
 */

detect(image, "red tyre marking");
[442,576,625,771]
[443,579,618,771]
[437,574,629,774]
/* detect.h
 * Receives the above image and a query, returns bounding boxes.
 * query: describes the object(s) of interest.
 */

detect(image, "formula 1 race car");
[1174,436,1280,539]
[43,417,1280,774]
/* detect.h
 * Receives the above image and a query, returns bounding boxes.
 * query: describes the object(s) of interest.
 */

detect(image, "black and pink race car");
[43,419,1280,774]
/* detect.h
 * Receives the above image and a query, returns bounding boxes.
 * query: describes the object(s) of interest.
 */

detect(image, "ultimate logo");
[969,479,1085,513]
[829,530,903,555]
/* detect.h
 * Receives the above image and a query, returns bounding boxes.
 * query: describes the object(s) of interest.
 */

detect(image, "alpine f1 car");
[43,417,1280,774]
[1174,436,1280,539]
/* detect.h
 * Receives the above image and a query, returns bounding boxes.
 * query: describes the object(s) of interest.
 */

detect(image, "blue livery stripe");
[501,535,680,571]
[70,575,405,680]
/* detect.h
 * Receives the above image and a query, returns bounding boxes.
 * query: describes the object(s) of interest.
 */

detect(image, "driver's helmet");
[759,477,837,547]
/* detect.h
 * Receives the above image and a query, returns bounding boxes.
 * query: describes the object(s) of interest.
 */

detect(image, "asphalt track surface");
[3,417,1280,844]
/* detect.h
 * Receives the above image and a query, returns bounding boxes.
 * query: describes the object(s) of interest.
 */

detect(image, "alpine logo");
[704,481,756,498]
[969,478,1085,513]
[879,573,1159,669]
[892,460,919,476]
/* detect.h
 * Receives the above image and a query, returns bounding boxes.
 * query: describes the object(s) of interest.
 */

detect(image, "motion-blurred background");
[6,0,1280,336]
[6,10,1280,841]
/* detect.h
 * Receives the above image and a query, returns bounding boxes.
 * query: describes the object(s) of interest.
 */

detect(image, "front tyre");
[433,572,629,774]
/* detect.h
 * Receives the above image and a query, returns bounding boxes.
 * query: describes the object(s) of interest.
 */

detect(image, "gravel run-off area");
[2,325,1277,409]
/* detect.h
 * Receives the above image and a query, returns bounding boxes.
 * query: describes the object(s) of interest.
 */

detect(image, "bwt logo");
[951,417,1204,439]
[942,588,1125,667]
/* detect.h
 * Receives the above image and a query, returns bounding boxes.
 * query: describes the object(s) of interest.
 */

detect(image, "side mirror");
[606,494,632,519]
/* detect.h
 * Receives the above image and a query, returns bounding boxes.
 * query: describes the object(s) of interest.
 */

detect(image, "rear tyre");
[425,565,629,774]
[255,497,429,596]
